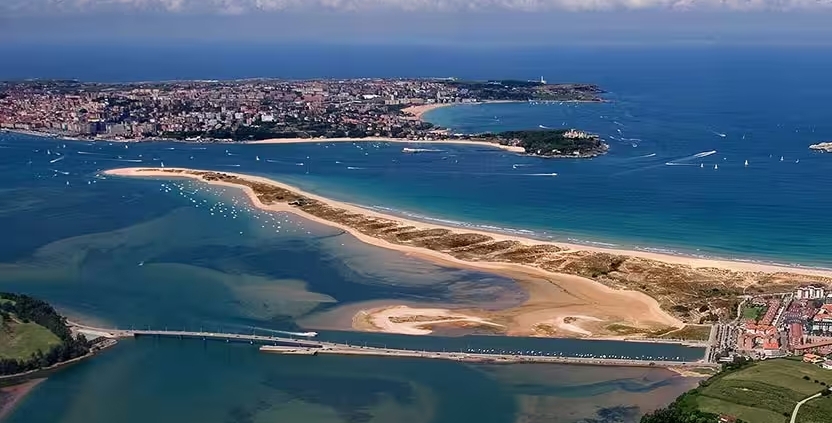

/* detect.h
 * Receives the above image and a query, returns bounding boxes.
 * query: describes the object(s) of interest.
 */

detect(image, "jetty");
[68,322,717,369]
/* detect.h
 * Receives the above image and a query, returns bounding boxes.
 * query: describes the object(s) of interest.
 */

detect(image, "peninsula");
[106,168,832,343]
[244,128,608,158]
[809,142,832,153]
[486,129,608,158]
[0,293,109,419]
[0,78,603,145]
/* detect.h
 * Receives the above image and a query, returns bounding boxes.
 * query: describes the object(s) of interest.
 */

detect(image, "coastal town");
[709,284,832,367]
[0,78,603,143]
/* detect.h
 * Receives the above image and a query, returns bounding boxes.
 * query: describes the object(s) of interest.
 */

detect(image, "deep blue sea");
[1,44,830,422]
[5,44,828,265]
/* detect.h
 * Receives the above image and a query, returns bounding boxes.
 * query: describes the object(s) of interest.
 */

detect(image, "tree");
[0,292,91,376]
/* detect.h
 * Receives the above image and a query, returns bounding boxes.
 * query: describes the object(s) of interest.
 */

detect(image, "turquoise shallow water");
[7,338,696,423]
[0,133,703,422]
[4,45,830,422]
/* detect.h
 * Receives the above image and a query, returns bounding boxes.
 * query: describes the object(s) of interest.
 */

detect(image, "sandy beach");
[401,103,456,120]
[106,167,832,278]
[401,100,520,121]
[105,167,832,339]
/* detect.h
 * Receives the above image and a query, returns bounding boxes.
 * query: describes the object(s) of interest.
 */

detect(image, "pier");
[68,322,717,369]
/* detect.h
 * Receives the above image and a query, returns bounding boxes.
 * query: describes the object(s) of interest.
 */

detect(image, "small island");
[809,142,832,153]
[479,129,608,158]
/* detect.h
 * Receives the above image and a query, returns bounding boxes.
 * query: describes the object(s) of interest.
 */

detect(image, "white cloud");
[5,0,832,14]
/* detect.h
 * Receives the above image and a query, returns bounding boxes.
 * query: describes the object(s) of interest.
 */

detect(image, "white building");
[796,285,826,300]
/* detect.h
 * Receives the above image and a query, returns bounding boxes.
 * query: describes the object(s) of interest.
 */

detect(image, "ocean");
[2,43,830,422]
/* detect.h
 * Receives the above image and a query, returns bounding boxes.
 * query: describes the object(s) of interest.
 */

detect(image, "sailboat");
[744,160,749,166]
[256,155,260,161]
[714,164,718,170]
[700,163,704,168]
[161,161,165,168]
[780,156,784,162]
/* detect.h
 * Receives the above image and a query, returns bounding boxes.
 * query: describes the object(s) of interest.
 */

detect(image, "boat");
[402,147,440,153]
[714,164,718,170]
[780,156,784,162]
[744,160,749,166]
[700,163,704,168]
[255,155,260,161]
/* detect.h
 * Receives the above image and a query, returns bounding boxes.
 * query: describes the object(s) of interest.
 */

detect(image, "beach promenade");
[68,322,716,369]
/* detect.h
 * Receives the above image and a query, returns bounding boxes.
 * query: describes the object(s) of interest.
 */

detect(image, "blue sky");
[2,0,832,45]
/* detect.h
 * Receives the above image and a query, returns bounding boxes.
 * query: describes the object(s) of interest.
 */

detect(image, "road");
[791,390,827,423]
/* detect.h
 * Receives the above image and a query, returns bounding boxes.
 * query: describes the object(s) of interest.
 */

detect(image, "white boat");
[700,163,704,168]
[255,155,260,161]
[744,160,749,166]
[714,164,718,170]
[780,156,784,162]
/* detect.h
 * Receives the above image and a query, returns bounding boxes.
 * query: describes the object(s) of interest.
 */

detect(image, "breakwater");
[69,322,716,368]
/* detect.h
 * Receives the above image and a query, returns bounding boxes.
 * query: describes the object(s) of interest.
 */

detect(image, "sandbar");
[105,167,832,339]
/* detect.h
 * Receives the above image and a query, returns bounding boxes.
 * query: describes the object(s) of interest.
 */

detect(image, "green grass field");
[741,305,766,321]
[685,358,832,423]
[659,324,713,341]
[0,318,61,361]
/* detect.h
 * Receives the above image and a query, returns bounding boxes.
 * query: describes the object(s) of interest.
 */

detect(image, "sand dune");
[105,167,832,339]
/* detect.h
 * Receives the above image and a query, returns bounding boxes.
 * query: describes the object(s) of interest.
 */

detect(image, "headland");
[105,167,832,341]
[0,293,115,418]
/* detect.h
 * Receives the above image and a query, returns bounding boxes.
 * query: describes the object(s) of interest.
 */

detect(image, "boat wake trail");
[49,156,66,163]
[692,150,717,159]
[254,328,318,338]
[524,173,558,176]
[667,150,717,165]
[347,166,365,170]
[99,158,143,163]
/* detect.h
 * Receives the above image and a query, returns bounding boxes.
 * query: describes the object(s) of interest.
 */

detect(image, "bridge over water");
[69,322,717,369]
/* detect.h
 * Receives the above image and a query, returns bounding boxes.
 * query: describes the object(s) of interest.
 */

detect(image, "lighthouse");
[540,76,547,85]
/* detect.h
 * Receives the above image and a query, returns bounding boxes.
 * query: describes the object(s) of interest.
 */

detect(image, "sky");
[2,0,832,45]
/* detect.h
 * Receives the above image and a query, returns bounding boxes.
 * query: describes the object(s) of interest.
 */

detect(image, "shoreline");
[245,136,526,153]
[0,379,44,420]
[1,129,525,153]
[107,167,686,337]
[104,167,832,279]
[104,167,832,341]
